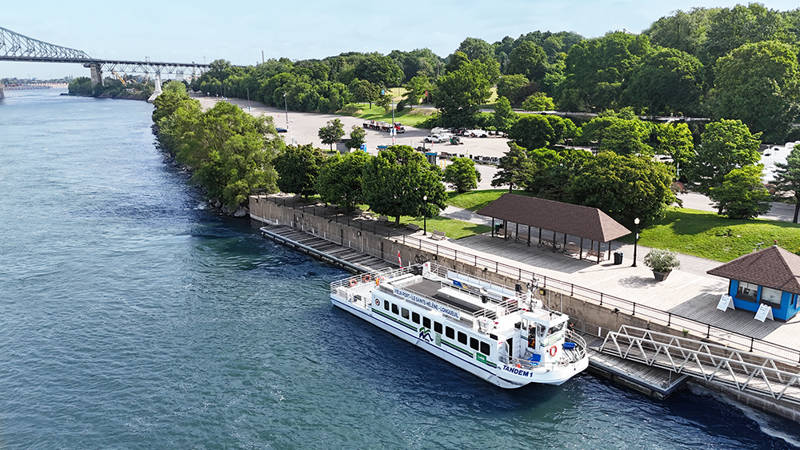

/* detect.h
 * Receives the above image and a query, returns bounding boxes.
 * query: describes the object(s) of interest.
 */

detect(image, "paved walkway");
[401,229,800,360]
[678,192,798,223]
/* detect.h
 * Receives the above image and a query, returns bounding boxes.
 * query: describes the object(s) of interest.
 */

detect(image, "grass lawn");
[627,207,800,262]
[339,103,434,128]
[401,215,491,240]
[447,189,534,211]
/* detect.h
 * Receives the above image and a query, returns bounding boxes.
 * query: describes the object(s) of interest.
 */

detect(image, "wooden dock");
[259,225,394,273]
[583,334,688,399]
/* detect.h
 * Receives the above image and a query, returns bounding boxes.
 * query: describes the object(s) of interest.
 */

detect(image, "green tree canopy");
[455,37,494,62]
[443,157,481,193]
[492,142,532,192]
[433,58,493,127]
[509,115,556,149]
[566,151,677,226]
[774,146,800,223]
[318,119,345,149]
[354,54,404,87]
[709,40,800,143]
[689,119,761,193]
[709,165,770,219]
[349,79,380,108]
[508,41,548,83]
[521,92,556,111]
[316,151,371,210]
[644,8,718,55]
[579,114,652,155]
[654,122,695,176]
[361,145,446,224]
[345,125,366,150]
[493,96,517,133]
[403,75,432,106]
[702,3,788,65]
[496,74,533,105]
[624,47,704,115]
[274,144,325,197]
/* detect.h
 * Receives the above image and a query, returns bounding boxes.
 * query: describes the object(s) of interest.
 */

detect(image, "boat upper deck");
[402,278,487,315]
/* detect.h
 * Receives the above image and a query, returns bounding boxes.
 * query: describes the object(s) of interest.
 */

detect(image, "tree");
[493,96,517,133]
[152,81,192,123]
[274,144,324,197]
[433,58,493,127]
[403,75,432,106]
[361,145,446,224]
[507,41,548,83]
[654,123,695,176]
[316,151,371,210]
[509,115,556,150]
[689,119,761,193]
[644,8,718,55]
[349,79,380,108]
[521,92,556,111]
[709,165,770,219]
[318,119,345,150]
[566,152,677,226]
[559,32,651,111]
[492,142,532,192]
[345,125,366,150]
[455,37,494,62]
[443,157,481,193]
[580,114,652,155]
[709,40,800,143]
[354,54,404,87]
[774,146,800,223]
[702,3,788,65]
[624,47,704,116]
[496,74,533,105]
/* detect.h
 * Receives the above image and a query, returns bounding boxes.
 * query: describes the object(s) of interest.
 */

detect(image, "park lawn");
[341,103,434,128]
[447,189,535,211]
[634,207,800,262]
[401,215,491,240]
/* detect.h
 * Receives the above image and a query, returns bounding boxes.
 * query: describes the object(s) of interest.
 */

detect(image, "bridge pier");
[147,72,162,103]
[0,83,4,99]
[89,64,103,87]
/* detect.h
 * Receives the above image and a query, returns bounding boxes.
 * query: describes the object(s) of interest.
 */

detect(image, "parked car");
[424,134,449,143]
[466,129,488,138]
[276,127,287,133]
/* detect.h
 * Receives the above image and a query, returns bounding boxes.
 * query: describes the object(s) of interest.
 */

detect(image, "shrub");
[643,249,681,273]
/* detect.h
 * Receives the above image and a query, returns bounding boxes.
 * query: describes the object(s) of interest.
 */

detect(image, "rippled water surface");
[1,90,799,449]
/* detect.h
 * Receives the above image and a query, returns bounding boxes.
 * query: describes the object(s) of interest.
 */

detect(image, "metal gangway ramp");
[599,325,800,405]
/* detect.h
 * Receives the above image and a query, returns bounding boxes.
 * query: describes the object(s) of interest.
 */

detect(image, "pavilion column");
[491,218,495,237]
[552,230,557,251]
[579,237,583,260]
[607,241,612,260]
[538,228,542,244]
[597,241,601,264]
[503,220,508,240]
[563,232,567,249]
[527,226,531,247]
[515,223,519,241]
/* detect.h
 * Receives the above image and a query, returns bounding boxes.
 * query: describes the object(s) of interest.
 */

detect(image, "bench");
[586,250,606,260]
[431,230,447,240]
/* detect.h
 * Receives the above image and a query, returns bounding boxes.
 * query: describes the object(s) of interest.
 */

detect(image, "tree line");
[193,4,800,143]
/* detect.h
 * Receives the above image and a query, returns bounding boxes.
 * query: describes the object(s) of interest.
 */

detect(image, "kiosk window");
[761,287,782,307]
[737,281,758,302]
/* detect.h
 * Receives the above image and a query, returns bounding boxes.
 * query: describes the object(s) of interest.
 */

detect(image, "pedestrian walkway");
[398,229,800,361]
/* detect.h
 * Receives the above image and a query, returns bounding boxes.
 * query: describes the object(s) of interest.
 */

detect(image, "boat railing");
[498,329,587,370]
[330,266,415,292]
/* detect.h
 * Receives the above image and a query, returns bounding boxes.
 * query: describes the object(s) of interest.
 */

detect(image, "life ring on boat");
[362,274,372,283]
[549,345,558,357]
[349,278,358,287]
[375,298,380,306]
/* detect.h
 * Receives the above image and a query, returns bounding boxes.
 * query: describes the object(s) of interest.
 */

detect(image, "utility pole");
[261,50,265,64]
[246,87,251,112]
[284,92,289,130]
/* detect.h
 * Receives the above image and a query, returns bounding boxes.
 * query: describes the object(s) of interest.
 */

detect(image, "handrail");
[264,196,800,365]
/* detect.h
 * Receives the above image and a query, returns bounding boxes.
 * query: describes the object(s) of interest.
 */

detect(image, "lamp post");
[632,217,640,267]
[283,92,289,130]
[423,195,428,236]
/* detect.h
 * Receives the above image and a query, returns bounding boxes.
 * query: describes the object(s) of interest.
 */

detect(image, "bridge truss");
[600,325,800,405]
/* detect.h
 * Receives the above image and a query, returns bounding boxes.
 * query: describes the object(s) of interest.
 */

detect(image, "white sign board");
[754,303,774,322]
[716,294,734,312]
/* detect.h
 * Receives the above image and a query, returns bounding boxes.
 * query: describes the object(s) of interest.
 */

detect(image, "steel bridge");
[0,26,210,98]
[600,325,800,406]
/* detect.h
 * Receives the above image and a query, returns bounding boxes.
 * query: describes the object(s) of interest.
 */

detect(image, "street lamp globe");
[634,217,640,225]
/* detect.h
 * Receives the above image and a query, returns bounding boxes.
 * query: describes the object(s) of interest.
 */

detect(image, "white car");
[467,129,488,138]
[424,134,450,143]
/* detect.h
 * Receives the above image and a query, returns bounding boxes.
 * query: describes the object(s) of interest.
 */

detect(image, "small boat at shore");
[329,262,589,388]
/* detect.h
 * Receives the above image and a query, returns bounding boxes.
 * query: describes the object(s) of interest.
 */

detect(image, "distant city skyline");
[2,0,798,79]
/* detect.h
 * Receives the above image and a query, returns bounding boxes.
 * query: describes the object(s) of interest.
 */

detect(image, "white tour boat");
[329,262,589,388]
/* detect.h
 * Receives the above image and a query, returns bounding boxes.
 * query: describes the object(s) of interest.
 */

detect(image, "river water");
[1,89,799,449]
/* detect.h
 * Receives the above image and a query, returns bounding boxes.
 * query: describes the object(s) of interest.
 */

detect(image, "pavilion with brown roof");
[475,194,631,263]
[707,245,800,321]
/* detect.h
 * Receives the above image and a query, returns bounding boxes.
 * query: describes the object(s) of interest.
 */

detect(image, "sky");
[2,0,799,79]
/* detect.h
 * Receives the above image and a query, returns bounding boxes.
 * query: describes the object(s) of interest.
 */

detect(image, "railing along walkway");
[600,326,800,405]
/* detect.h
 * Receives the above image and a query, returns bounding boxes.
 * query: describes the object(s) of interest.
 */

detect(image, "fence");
[256,196,800,366]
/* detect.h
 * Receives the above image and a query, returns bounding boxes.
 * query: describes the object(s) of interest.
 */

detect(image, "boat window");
[480,341,490,355]
[469,337,479,351]
[412,312,420,324]
[384,300,390,311]
[549,322,565,334]
[391,304,399,315]
[401,308,409,319]
[435,322,443,334]
[537,324,547,338]
[445,326,454,339]
[423,317,431,329]
[457,331,467,345]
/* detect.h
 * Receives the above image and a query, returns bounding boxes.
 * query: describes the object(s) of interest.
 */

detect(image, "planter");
[653,270,671,282]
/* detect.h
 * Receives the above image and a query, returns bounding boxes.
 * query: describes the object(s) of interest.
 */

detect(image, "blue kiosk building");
[707,246,800,321]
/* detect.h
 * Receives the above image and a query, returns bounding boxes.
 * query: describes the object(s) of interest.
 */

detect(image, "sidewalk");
[402,228,800,358]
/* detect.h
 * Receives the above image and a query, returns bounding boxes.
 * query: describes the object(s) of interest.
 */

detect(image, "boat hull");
[331,293,587,389]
